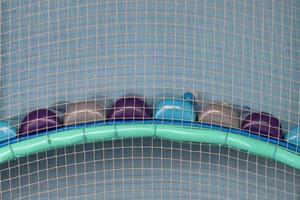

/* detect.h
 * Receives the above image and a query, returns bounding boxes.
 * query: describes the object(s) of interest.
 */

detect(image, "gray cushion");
[64,101,106,125]
[198,103,241,128]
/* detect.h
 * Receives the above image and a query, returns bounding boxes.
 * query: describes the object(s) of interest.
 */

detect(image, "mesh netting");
[0,0,299,199]
[1,138,300,200]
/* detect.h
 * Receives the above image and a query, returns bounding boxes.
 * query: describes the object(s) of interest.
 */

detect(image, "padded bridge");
[0,121,299,170]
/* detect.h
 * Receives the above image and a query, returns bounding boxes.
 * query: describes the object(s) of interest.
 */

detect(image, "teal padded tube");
[156,125,227,144]
[85,126,116,142]
[0,146,13,163]
[226,134,276,158]
[12,135,50,158]
[0,124,299,170]
[275,148,300,170]
[49,129,85,148]
[116,124,155,138]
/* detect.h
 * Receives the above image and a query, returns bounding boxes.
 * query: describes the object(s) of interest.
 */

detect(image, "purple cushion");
[19,108,63,136]
[241,112,283,138]
[108,97,152,120]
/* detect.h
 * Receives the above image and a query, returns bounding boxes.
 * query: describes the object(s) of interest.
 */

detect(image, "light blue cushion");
[0,121,16,142]
[155,92,196,121]
[286,127,300,145]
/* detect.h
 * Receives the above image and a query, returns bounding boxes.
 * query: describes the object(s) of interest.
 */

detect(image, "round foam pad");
[241,112,283,138]
[198,104,241,128]
[108,97,152,120]
[19,108,63,136]
[64,101,106,126]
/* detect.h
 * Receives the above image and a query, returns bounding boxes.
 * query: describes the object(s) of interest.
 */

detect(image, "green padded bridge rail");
[0,124,299,170]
